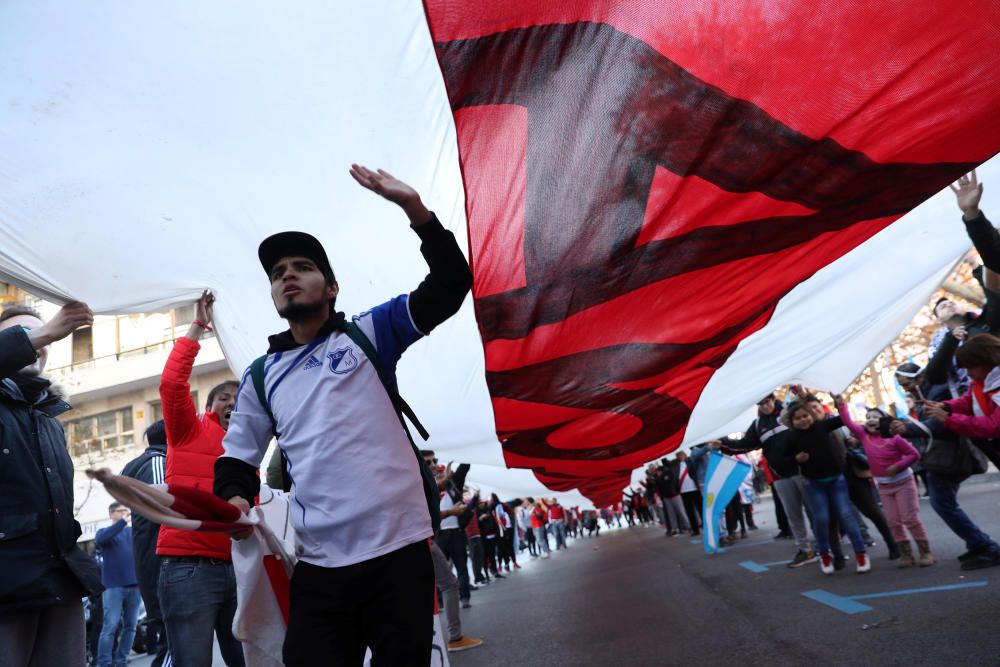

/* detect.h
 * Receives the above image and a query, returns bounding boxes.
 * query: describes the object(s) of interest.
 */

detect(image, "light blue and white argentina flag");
[702,451,752,554]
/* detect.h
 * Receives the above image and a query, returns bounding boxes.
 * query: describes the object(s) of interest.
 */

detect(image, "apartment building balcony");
[48,334,228,403]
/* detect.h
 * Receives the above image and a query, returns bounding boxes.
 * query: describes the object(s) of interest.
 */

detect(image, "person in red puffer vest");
[156,291,245,666]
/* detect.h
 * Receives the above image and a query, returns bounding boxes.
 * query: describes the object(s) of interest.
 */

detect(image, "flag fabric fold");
[1,2,999,506]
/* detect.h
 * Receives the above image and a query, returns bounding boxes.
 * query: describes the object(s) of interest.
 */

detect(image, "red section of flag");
[423,1,1000,505]
[455,105,528,298]
[262,555,291,625]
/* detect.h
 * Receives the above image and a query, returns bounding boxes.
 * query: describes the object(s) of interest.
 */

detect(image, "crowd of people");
[1,166,998,667]
[418,453,606,652]
[676,172,1000,576]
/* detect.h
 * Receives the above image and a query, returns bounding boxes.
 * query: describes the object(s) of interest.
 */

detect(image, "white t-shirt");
[223,295,433,568]
[679,461,697,493]
[439,492,459,530]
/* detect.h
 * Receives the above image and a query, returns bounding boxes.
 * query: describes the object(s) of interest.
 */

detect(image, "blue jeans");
[927,473,999,553]
[534,526,551,553]
[803,476,866,555]
[158,559,245,667]
[552,520,566,549]
[98,585,141,667]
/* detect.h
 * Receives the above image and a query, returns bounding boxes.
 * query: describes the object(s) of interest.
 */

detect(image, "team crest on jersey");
[327,347,358,375]
[303,355,322,370]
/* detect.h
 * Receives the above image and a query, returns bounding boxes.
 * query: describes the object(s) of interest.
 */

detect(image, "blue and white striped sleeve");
[353,294,424,372]
[151,454,165,485]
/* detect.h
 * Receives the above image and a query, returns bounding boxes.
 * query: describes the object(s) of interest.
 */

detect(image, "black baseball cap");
[258,231,335,283]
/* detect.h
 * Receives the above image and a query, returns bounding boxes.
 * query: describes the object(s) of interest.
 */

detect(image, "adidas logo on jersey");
[303,355,322,370]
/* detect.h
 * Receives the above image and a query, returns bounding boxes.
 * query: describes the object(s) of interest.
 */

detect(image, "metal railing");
[48,331,214,373]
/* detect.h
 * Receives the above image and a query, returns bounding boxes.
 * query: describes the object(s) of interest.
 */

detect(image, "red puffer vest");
[155,337,231,560]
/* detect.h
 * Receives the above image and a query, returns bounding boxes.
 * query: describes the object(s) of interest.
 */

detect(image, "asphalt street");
[451,481,1000,667]
[130,479,1000,666]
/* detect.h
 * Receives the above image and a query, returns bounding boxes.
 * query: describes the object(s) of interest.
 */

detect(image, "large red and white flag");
[421,1,1000,502]
[1,2,998,505]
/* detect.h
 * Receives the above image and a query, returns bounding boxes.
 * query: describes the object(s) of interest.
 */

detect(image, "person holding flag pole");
[699,444,753,554]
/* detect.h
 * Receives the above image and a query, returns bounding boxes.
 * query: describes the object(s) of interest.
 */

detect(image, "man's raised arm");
[349,164,472,335]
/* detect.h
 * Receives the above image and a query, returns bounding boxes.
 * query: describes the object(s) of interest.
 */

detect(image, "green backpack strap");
[342,321,429,440]
[249,355,276,434]
[250,355,290,492]
[343,321,440,532]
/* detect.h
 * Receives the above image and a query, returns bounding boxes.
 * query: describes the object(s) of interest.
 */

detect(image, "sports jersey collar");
[266,310,347,353]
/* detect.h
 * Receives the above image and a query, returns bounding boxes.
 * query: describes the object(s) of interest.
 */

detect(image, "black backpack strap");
[249,355,277,435]
[250,355,291,492]
[342,321,429,440]
[343,320,439,532]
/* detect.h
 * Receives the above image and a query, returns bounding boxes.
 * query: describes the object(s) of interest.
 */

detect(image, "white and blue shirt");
[223,295,433,568]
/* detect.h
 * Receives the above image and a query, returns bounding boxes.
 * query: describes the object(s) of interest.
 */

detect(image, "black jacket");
[655,465,679,498]
[784,417,846,480]
[926,213,1000,391]
[723,409,796,478]
[120,443,167,619]
[0,327,102,612]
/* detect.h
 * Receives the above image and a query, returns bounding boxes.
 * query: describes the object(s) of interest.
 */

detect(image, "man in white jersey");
[214,164,472,665]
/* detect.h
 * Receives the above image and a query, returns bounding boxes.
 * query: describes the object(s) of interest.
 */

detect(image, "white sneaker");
[819,552,834,575]
[541,552,550,559]
[856,552,871,574]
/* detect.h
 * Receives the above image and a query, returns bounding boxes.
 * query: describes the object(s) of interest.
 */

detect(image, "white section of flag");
[0,2,995,501]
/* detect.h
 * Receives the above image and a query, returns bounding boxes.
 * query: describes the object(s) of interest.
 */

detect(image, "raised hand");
[186,290,215,340]
[349,164,432,225]
[196,290,215,327]
[30,302,93,349]
[949,170,983,220]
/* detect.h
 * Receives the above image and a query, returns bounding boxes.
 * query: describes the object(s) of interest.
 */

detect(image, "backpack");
[249,320,441,532]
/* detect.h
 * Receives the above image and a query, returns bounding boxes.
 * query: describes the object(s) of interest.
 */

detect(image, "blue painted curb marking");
[739,559,792,573]
[694,538,776,553]
[802,581,989,615]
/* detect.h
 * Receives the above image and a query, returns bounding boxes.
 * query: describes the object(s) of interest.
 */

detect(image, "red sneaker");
[819,552,834,575]
[856,552,871,574]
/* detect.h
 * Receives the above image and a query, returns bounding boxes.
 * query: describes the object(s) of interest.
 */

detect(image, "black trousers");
[725,496,743,534]
[681,490,702,532]
[845,472,896,551]
[283,540,434,666]
[468,535,487,582]
[773,486,790,534]
[434,528,472,600]
[483,537,498,574]
[503,531,518,565]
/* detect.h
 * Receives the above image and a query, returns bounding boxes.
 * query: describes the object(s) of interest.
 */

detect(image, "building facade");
[2,284,235,539]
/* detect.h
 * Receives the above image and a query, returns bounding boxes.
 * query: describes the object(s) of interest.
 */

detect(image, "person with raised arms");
[214,165,472,665]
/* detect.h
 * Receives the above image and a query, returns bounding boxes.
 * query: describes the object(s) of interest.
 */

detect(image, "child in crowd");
[833,396,934,567]
[782,399,870,574]
[835,397,934,567]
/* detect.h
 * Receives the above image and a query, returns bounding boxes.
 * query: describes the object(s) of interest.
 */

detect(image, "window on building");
[174,304,196,329]
[64,407,135,457]
[149,392,199,423]
[71,327,94,364]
